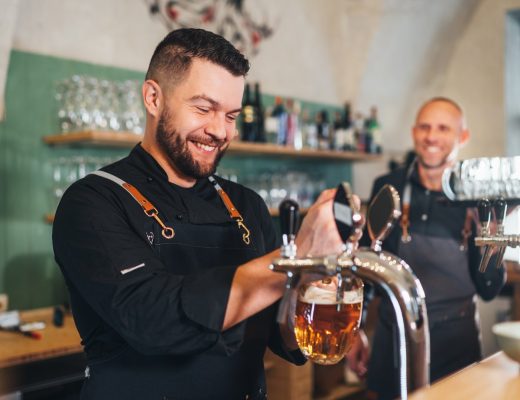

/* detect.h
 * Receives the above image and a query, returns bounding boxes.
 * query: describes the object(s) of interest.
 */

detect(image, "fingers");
[352,194,361,211]
[313,188,337,205]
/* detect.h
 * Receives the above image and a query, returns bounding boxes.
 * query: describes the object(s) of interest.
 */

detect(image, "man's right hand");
[295,188,356,257]
[346,329,370,379]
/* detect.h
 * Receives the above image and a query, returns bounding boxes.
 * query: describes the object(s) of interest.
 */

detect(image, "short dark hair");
[145,28,250,87]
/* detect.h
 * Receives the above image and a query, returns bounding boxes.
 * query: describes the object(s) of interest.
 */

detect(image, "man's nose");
[205,115,228,140]
[424,128,440,141]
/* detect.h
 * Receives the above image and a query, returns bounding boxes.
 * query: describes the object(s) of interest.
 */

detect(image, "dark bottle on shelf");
[332,110,344,151]
[364,106,382,153]
[271,96,288,145]
[342,102,355,151]
[240,83,258,142]
[253,83,266,142]
[316,110,330,151]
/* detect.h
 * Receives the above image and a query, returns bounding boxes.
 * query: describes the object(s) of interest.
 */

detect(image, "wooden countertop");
[0,308,82,368]
[409,352,520,400]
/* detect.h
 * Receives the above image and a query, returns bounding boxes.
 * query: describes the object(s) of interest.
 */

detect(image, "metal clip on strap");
[209,176,251,245]
[91,171,174,240]
[122,183,175,239]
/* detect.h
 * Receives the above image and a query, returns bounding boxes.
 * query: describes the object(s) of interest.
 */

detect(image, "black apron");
[367,232,481,399]
[80,215,268,399]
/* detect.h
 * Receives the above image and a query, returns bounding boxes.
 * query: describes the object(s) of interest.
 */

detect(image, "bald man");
[347,97,506,400]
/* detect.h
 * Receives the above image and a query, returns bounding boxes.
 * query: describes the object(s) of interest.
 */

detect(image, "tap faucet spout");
[340,249,429,399]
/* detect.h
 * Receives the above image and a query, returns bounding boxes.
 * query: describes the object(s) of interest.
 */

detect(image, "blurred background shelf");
[42,131,382,161]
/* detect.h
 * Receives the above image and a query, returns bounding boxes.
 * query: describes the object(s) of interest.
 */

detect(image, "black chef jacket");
[52,144,305,400]
[361,165,506,400]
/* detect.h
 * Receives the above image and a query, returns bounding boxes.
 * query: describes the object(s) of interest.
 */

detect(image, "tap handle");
[493,197,507,226]
[477,198,492,231]
[279,199,299,242]
[333,182,361,243]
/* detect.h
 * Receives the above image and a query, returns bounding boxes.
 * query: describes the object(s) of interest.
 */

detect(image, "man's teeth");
[194,142,216,151]
[426,146,440,153]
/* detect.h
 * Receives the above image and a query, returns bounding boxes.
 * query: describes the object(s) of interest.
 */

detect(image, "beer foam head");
[299,285,363,304]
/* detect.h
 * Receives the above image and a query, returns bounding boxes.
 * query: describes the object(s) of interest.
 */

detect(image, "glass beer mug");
[293,273,363,365]
[274,183,364,365]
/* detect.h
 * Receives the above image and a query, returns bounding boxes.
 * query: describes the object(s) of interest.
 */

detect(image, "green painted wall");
[0,50,351,310]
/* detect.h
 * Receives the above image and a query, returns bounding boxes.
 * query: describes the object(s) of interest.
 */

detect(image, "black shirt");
[53,145,304,399]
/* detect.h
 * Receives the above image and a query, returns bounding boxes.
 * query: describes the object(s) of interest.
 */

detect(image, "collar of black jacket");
[125,144,235,225]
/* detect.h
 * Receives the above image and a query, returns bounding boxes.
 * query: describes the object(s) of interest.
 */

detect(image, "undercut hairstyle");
[145,28,250,88]
[418,96,467,129]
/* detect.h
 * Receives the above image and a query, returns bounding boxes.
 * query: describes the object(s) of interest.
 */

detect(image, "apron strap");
[208,176,251,245]
[91,170,175,239]
[460,208,473,251]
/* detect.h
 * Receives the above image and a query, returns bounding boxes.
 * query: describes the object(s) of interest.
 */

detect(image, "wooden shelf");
[42,131,382,161]
[43,130,142,148]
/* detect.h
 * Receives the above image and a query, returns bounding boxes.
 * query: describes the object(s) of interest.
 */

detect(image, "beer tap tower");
[441,156,520,272]
[476,197,519,272]
[271,183,430,400]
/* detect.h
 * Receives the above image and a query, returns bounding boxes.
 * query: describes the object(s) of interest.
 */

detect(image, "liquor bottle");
[343,102,355,151]
[285,99,295,147]
[332,110,344,151]
[365,106,382,153]
[316,110,330,151]
[240,83,258,142]
[292,101,303,150]
[353,111,366,152]
[253,83,266,142]
[301,109,318,150]
[271,96,288,145]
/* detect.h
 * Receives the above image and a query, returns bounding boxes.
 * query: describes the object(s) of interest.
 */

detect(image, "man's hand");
[346,329,370,379]
[296,188,360,257]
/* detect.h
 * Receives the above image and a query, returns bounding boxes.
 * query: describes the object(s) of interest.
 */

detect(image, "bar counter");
[0,308,85,396]
[0,307,81,368]
[409,352,520,400]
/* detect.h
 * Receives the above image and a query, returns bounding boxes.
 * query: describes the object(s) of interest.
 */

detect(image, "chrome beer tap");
[442,156,520,274]
[477,198,493,273]
[476,197,518,273]
[271,183,430,400]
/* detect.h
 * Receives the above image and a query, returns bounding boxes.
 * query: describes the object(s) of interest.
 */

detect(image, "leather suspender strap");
[91,170,175,239]
[460,208,473,251]
[208,176,251,245]
[400,160,415,243]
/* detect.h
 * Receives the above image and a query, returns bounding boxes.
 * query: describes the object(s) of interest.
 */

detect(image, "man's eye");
[196,107,210,114]
[226,114,238,122]
[417,124,430,132]
[438,125,450,132]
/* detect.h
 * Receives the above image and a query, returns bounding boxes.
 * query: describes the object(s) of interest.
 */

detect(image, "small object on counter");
[0,312,46,340]
[0,310,20,329]
[19,321,46,331]
[53,305,64,327]
[1,322,45,340]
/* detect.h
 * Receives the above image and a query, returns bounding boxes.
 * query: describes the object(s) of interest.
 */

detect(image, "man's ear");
[459,128,470,147]
[142,80,162,118]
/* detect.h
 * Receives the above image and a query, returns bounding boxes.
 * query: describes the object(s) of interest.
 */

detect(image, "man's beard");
[156,111,226,179]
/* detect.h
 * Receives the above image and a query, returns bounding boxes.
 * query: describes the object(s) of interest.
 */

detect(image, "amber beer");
[294,285,362,365]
